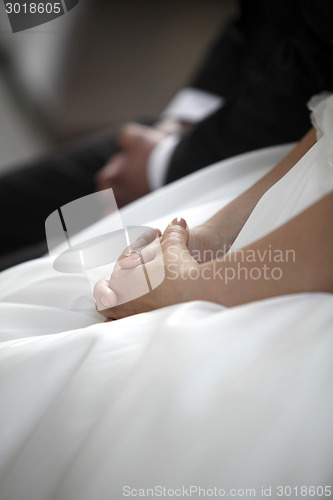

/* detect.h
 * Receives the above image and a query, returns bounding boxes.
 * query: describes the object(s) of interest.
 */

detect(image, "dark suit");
[1,0,332,269]
[165,0,333,182]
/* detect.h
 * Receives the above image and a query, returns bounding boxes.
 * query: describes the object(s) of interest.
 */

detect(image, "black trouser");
[0,132,119,270]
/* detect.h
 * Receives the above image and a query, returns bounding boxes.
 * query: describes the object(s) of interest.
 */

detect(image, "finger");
[119,123,163,150]
[131,227,161,251]
[118,123,146,149]
[162,217,189,250]
[119,239,160,269]
[93,278,118,311]
[95,154,126,190]
[118,229,162,269]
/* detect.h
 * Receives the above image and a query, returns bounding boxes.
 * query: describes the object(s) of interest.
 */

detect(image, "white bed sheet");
[0,144,332,499]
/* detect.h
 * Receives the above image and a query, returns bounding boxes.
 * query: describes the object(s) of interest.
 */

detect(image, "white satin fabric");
[232,94,333,251]
[0,130,333,498]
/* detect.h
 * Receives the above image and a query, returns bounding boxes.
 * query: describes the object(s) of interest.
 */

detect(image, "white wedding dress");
[0,96,332,500]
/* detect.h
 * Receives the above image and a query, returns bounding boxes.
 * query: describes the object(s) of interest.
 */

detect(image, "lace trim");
[308,92,333,168]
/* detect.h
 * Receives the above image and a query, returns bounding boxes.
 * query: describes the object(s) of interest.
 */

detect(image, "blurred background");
[0,0,237,173]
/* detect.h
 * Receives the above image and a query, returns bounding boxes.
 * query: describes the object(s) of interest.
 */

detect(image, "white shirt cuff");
[148,87,224,190]
[147,134,180,190]
[161,87,224,123]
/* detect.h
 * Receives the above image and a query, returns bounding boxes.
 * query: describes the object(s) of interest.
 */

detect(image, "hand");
[154,117,192,135]
[115,222,230,267]
[93,218,201,320]
[95,123,167,207]
[187,223,231,263]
